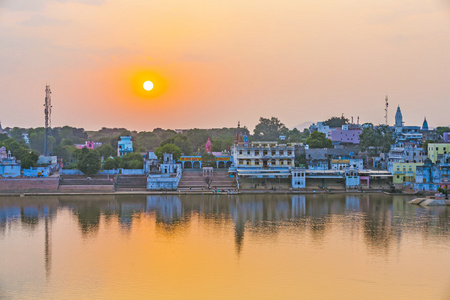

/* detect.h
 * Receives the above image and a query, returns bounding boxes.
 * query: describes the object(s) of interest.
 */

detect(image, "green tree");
[102,157,118,170]
[186,129,210,153]
[77,148,101,175]
[201,152,216,167]
[155,144,182,162]
[9,127,24,142]
[95,144,116,159]
[211,138,233,152]
[323,115,349,128]
[53,144,78,163]
[55,126,87,145]
[306,131,332,148]
[435,127,450,138]
[119,153,144,169]
[359,124,395,154]
[295,153,307,167]
[253,117,289,141]
[153,128,177,141]
[0,133,9,142]
[21,151,39,169]
[286,128,303,143]
[161,134,193,155]
[134,131,161,152]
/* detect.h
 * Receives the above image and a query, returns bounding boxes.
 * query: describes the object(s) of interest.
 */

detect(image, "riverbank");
[0,189,420,197]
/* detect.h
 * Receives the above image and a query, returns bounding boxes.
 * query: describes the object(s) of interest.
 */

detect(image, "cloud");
[0,0,105,12]
[20,14,69,27]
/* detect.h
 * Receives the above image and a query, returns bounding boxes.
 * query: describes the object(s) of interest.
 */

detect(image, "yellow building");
[427,143,450,163]
[392,162,423,184]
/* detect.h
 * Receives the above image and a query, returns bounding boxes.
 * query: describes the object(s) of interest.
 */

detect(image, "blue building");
[0,147,21,178]
[147,153,182,190]
[118,136,133,157]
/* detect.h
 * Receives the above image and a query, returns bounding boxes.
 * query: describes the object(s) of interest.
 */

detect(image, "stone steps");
[116,175,147,189]
[178,171,237,190]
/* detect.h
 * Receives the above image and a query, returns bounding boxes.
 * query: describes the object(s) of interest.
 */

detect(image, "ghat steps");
[178,170,236,190]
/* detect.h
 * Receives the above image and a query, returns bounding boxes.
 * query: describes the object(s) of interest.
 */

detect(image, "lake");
[0,194,449,299]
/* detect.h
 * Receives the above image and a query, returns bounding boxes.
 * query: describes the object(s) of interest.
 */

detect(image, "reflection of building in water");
[346,196,360,211]
[117,200,146,228]
[146,196,183,223]
[0,200,57,279]
[291,195,306,217]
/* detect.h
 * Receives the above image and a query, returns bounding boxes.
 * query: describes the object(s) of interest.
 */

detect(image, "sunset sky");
[1,0,449,131]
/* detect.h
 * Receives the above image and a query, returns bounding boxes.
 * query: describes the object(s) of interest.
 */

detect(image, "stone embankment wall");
[0,178,59,192]
[239,178,291,190]
[58,185,114,192]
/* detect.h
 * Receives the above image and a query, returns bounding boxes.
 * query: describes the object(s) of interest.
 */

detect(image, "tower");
[234,121,243,145]
[44,85,52,155]
[395,106,403,127]
[422,117,429,131]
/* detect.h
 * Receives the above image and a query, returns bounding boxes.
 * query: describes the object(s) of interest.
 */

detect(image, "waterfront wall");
[121,169,145,175]
[61,169,144,175]
[147,171,182,190]
[58,185,114,192]
[61,169,84,175]
[0,178,59,192]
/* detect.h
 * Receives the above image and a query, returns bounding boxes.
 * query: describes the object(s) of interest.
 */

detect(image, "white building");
[331,158,364,170]
[291,168,306,189]
[309,122,331,138]
[231,141,295,168]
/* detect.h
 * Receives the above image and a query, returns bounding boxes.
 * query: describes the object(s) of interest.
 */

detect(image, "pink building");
[74,141,102,150]
[444,132,450,143]
[331,129,362,144]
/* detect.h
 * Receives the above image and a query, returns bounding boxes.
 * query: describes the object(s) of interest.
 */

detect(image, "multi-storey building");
[387,146,425,174]
[330,124,362,145]
[331,158,363,170]
[118,136,133,157]
[231,141,295,168]
[428,143,450,163]
[392,162,423,184]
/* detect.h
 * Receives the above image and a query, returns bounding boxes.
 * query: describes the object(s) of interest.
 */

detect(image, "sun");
[143,81,154,91]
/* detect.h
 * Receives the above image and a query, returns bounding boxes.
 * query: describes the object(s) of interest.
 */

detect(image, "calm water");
[0,194,449,300]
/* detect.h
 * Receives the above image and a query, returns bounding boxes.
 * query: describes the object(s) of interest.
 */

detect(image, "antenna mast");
[384,95,389,126]
[44,85,52,155]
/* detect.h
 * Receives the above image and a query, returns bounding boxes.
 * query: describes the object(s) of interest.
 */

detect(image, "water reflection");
[0,194,449,299]
[1,195,448,252]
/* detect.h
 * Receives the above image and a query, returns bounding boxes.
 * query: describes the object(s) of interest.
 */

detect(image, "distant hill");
[291,121,313,131]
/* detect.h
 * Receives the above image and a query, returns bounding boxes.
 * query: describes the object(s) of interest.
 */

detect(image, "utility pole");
[44,85,52,155]
[384,95,389,126]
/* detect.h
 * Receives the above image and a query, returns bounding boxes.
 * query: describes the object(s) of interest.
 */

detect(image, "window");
[255,150,259,156]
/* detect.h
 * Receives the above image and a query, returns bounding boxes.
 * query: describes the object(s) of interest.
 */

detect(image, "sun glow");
[129,70,167,99]
[143,81,153,91]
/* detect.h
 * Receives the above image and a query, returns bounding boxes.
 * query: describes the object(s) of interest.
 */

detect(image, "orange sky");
[1,0,449,131]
